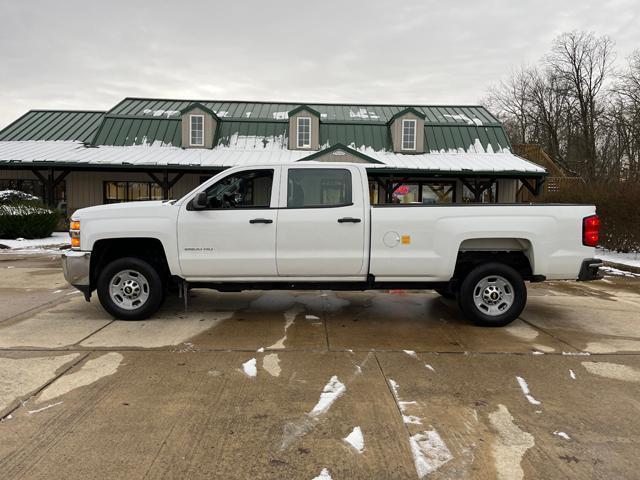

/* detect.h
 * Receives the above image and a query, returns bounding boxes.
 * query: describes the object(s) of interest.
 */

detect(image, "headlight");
[70,220,80,249]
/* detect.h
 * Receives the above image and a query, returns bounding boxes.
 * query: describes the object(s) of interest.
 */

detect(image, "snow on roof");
[0,140,545,174]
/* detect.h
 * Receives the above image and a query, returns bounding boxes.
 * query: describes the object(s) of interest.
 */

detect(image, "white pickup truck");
[62,163,602,326]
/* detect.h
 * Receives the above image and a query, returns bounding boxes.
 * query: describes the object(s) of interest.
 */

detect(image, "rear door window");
[287,168,352,208]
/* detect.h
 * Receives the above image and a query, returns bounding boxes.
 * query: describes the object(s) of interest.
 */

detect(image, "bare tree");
[527,68,571,164]
[485,66,534,143]
[547,31,615,179]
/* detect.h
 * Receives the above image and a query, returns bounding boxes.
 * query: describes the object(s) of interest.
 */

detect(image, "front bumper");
[577,258,604,281]
[62,251,92,298]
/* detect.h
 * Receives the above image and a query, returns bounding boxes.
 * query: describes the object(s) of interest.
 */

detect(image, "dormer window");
[190,115,204,146]
[297,117,311,148]
[402,119,416,150]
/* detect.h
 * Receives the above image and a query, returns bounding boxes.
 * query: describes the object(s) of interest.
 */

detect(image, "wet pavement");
[1,254,639,479]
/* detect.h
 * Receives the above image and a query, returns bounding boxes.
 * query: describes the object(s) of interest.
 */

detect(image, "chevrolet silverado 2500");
[62,163,602,326]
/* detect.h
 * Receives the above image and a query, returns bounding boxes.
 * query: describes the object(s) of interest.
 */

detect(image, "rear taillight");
[582,214,600,247]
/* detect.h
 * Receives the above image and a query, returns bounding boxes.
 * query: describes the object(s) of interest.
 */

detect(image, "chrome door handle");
[337,217,361,223]
[249,218,273,224]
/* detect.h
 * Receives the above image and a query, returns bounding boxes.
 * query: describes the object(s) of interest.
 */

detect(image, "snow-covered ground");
[597,248,640,269]
[0,232,70,252]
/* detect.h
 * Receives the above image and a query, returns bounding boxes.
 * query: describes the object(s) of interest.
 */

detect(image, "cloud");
[0,0,638,127]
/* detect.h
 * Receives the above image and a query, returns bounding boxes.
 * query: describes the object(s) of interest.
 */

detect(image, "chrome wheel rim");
[472,275,514,316]
[109,269,150,311]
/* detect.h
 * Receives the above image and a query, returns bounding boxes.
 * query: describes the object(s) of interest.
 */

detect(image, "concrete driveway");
[1,254,639,480]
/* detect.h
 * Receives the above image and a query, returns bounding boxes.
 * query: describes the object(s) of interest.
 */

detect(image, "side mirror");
[190,192,207,210]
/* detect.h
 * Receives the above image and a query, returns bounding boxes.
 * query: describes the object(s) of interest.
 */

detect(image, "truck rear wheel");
[458,262,526,327]
[97,257,165,320]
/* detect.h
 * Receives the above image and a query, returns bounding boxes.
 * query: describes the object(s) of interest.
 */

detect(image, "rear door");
[177,167,280,278]
[276,165,367,277]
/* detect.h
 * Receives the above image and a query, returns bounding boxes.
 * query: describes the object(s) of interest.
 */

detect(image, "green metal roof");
[108,97,501,125]
[0,110,105,142]
[0,98,511,154]
[92,116,182,146]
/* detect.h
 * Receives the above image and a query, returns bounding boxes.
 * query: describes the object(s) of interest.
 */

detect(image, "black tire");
[458,262,526,327]
[97,257,165,320]
[435,287,457,300]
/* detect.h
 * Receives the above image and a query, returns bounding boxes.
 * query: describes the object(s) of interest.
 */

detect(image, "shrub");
[0,202,60,239]
[538,181,640,252]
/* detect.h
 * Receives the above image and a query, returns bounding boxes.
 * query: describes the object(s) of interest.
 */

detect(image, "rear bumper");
[577,258,604,281]
[62,251,92,297]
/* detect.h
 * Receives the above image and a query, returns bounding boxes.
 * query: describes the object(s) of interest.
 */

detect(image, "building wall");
[0,168,520,215]
[64,171,204,213]
[0,168,204,215]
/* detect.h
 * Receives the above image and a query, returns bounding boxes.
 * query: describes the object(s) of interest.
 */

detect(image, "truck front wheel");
[97,257,165,320]
[458,262,526,327]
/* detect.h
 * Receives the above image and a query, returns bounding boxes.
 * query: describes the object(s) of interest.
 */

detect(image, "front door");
[276,166,367,277]
[177,167,280,278]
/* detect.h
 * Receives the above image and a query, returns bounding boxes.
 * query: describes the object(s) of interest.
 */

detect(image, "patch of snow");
[443,113,483,125]
[0,204,53,216]
[532,351,544,355]
[425,364,435,372]
[242,358,257,378]
[28,401,63,414]
[0,189,39,202]
[0,232,70,250]
[272,111,288,120]
[311,468,332,480]
[349,108,379,120]
[257,347,264,352]
[403,414,423,425]
[515,376,541,405]
[305,314,320,320]
[409,430,453,478]
[553,431,571,440]
[562,351,590,356]
[389,379,424,425]
[344,426,365,453]
[601,266,640,277]
[309,375,346,417]
[215,110,229,117]
[596,248,640,269]
[569,369,576,380]
[403,350,417,358]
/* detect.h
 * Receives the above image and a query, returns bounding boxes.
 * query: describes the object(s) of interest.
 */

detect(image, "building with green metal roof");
[0,97,545,214]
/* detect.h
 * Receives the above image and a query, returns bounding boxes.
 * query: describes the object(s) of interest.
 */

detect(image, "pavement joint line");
[320,291,331,352]
[519,315,584,352]
[373,352,412,437]
[72,318,117,347]
[0,289,75,326]
[0,351,91,421]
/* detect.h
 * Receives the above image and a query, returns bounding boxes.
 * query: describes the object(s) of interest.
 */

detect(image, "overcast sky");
[0,0,638,127]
